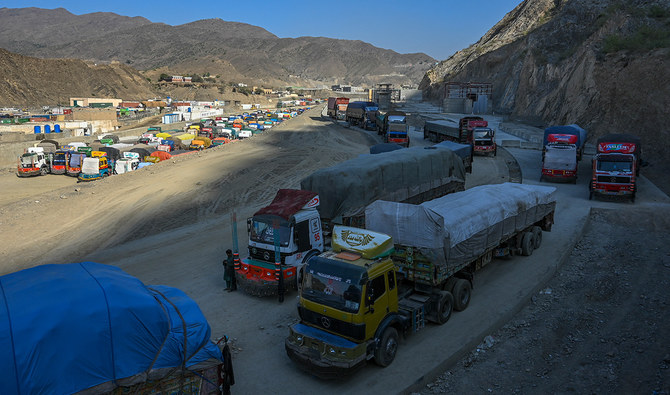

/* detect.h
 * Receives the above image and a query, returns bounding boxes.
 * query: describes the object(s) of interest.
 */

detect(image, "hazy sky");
[4,0,523,60]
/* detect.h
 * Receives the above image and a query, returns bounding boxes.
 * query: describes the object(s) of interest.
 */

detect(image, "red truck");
[541,132,578,183]
[327,97,349,120]
[424,116,486,146]
[589,133,641,202]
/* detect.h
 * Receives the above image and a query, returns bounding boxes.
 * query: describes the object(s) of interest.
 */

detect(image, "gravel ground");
[416,207,670,395]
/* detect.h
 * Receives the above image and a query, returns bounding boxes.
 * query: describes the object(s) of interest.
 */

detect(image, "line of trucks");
[538,125,642,202]
[232,143,557,377]
[326,97,410,147]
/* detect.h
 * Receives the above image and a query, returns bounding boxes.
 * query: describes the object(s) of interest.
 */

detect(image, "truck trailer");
[345,101,378,127]
[285,183,557,377]
[236,147,466,296]
[423,116,485,145]
[327,97,349,120]
[589,133,641,202]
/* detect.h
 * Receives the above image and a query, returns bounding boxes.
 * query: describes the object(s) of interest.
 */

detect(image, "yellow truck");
[285,183,557,378]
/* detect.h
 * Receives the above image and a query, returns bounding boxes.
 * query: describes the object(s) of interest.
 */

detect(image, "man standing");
[223,249,237,292]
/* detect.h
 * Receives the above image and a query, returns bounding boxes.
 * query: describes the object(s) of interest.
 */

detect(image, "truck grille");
[249,247,290,264]
[597,176,631,183]
[298,306,365,341]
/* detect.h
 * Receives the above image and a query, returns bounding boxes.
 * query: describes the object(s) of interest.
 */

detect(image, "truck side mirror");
[365,285,374,313]
[246,218,251,234]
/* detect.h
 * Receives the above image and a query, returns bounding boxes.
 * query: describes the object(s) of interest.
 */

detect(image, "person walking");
[223,249,237,292]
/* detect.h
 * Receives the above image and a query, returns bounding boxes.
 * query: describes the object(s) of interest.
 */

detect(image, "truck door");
[364,274,389,340]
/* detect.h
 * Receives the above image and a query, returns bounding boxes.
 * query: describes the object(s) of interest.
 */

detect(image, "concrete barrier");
[501,139,521,148]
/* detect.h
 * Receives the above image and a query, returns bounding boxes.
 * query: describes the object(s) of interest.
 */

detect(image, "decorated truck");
[327,97,349,120]
[50,149,71,175]
[589,133,641,202]
[285,183,556,377]
[542,124,587,161]
[16,147,51,177]
[78,156,111,181]
[0,262,234,395]
[381,111,409,147]
[236,146,466,297]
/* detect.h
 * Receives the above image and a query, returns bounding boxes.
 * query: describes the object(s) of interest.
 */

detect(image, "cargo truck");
[435,140,473,174]
[285,183,557,377]
[50,150,71,175]
[236,147,466,296]
[380,111,409,147]
[327,97,349,120]
[542,124,587,161]
[589,133,641,202]
[472,127,496,156]
[541,131,578,183]
[345,101,378,127]
[17,147,51,177]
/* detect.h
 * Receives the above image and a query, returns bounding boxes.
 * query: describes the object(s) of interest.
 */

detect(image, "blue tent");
[0,262,225,394]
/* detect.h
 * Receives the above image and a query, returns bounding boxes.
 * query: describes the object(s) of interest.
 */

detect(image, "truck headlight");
[328,347,336,355]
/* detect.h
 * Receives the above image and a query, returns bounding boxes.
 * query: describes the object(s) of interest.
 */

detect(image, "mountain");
[0,7,434,87]
[0,48,156,107]
[420,0,670,192]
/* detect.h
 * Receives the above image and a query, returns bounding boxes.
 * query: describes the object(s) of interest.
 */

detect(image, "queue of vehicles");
[15,107,311,181]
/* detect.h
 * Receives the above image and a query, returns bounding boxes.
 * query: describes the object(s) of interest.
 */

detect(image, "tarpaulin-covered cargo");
[0,262,227,395]
[543,124,587,150]
[97,146,121,161]
[149,150,172,161]
[370,143,404,154]
[435,140,473,173]
[301,146,465,221]
[365,183,556,268]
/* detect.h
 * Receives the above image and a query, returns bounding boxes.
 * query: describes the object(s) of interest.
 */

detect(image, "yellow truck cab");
[286,226,428,377]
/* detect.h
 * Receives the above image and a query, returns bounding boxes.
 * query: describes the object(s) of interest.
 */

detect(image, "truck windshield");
[474,128,493,139]
[388,115,406,123]
[598,160,632,172]
[302,256,365,313]
[250,216,291,247]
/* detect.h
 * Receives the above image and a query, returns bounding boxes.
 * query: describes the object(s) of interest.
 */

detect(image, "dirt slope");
[418,207,670,394]
[0,48,156,106]
[0,106,376,275]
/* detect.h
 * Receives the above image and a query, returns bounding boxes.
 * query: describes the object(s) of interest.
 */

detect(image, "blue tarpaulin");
[0,262,223,395]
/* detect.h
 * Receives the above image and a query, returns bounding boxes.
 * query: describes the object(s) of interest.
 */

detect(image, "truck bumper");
[17,169,39,177]
[78,173,101,182]
[285,323,368,379]
[235,259,297,297]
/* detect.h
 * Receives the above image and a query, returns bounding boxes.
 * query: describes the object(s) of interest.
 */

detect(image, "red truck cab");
[590,134,641,202]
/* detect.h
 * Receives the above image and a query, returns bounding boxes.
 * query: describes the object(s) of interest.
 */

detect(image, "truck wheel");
[436,291,454,324]
[521,232,535,256]
[532,226,543,249]
[452,279,471,312]
[588,191,593,200]
[40,166,47,176]
[374,327,399,367]
[631,193,636,203]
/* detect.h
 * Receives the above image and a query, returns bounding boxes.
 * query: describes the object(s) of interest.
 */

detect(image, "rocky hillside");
[0,48,157,107]
[0,7,434,87]
[421,0,670,193]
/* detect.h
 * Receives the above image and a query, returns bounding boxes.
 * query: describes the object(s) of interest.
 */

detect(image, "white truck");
[17,147,51,177]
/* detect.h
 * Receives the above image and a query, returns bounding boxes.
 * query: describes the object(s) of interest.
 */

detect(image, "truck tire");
[374,327,399,367]
[532,226,543,249]
[631,193,636,203]
[452,279,471,312]
[436,291,454,324]
[40,166,47,176]
[589,191,593,200]
[521,232,535,256]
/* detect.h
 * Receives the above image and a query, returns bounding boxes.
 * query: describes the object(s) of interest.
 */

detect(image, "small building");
[70,97,122,108]
[171,76,184,82]
[184,76,192,83]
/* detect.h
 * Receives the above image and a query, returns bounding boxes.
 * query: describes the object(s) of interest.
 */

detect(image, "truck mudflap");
[235,258,298,297]
[285,323,368,379]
